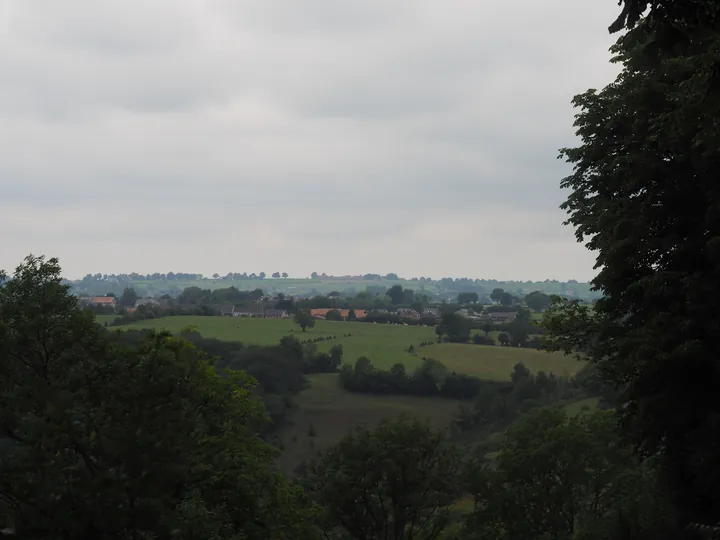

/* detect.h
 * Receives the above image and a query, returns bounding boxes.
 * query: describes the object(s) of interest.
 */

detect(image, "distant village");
[80,294,520,325]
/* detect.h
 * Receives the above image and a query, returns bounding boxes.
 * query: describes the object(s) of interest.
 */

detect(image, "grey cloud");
[0,0,619,280]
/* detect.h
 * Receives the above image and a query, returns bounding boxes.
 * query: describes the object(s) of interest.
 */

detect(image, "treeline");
[453,362,617,436]
[339,357,486,399]
[108,303,216,325]
[338,355,613,436]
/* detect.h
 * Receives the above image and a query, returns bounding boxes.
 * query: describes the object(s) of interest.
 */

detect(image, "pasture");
[419,343,584,380]
[96,314,118,325]
[276,373,462,474]
[114,316,435,369]
[111,316,583,377]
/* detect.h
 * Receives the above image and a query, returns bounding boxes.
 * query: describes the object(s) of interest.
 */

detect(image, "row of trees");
[337,355,593,416]
[340,357,485,399]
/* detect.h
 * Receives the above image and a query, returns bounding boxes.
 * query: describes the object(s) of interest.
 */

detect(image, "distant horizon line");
[65,271,592,285]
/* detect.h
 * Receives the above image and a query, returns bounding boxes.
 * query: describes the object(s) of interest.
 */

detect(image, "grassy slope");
[419,343,584,380]
[115,316,435,369]
[276,373,462,474]
[113,316,583,376]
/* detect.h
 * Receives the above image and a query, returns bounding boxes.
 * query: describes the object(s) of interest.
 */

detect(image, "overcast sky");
[0,0,620,281]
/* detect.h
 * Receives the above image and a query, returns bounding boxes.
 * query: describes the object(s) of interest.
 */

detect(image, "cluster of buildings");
[218,305,290,319]
[82,295,518,325]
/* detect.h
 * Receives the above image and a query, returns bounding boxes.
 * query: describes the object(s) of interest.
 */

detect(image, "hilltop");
[68,271,598,300]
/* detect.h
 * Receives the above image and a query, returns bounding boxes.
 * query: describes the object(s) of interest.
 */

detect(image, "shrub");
[472,334,495,345]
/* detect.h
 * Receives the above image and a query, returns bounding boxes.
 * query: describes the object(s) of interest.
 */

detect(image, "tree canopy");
[545,0,720,527]
[306,418,462,540]
[0,255,320,539]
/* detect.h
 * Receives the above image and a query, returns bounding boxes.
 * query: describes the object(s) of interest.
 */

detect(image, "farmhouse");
[232,308,257,317]
[89,296,117,307]
[135,298,160,308]
[455,308,484,322]
[264,309,289,319]
[219,304,235,316]
[310,308,367,320]
[219,305,287,318]
[489,311,517,324]
[396,308,421,320]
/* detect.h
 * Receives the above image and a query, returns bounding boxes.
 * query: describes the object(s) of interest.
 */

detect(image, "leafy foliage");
[546,0,720,525]
[465,408,678,540]
[0,255,321,539]
[294,310,316,332]
[306,418,462,540]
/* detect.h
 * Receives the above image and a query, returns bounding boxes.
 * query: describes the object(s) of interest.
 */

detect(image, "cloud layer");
[0,0,620,280]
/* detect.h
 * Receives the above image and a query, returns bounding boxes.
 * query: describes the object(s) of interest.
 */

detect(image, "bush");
[472,334,495,345]
[521,399,541,412]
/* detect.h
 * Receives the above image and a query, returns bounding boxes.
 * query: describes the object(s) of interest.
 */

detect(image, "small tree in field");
[295,310,316,332]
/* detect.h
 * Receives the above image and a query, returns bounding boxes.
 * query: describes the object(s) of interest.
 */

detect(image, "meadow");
[420,343,583,380]
[110,316,580,378]
[276,373,462,474]
[113,316,435,369]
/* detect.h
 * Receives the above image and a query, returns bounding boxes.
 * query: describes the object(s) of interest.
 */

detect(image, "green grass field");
[111,316,583,377]
[96,314,118,325]
[114,316,435,370]
[418,343,583,380]
[276,373,462,474]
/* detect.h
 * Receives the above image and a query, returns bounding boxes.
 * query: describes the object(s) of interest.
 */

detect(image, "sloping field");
[114,315,434,369]
[418,343,584,380]
[112,316,582,378]
[276,373,462,474]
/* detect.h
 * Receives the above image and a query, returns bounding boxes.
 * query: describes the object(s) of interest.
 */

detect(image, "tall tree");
[545,0,720,527]
[524,290,550,312]
[457,292,479,304]
[438,313,471,343]
[0,255,321,539]
[386,284,405,305]
[490,288,504,303]
[294,310,316,332]
[306,418,462,540]
[118,287,138,308]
